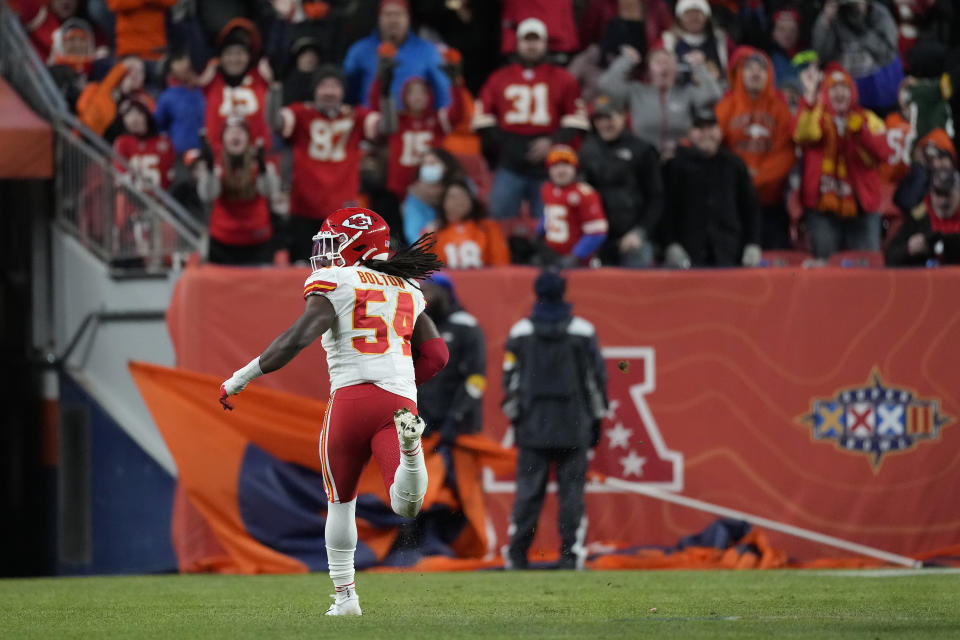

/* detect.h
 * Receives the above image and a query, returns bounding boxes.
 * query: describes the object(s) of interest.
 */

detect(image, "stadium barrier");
[157,265,960,567]
[0,3,203,271]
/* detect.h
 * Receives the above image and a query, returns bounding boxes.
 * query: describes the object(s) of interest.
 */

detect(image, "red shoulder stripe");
[304,281,337,297]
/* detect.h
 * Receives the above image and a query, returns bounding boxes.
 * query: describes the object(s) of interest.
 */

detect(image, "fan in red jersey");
[195,119,279,265]
[473,18,589,220]
[113,98,175,190]
[538,145,608,267]
[377,76,452,200]
[112,98,177,263]
[278,64,383,263]
[202,18,272,154]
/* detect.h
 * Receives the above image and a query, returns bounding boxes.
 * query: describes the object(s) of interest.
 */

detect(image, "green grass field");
[2,569,959,639]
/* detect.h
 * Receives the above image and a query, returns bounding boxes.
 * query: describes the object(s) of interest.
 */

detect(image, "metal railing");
[0,2,204,272]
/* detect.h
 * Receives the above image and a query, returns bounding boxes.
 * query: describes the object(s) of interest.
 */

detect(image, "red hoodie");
[371,76,459,199]
[793,64,890,217]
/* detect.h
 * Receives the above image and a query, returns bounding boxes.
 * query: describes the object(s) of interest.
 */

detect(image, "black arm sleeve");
[663,158,681,246]
[893,164,930,213]
[737,159,762,246]
[445,326,487,432]
[636,145,664,234]
[937,232,960,264]
[501,335,523,421]
[479,126,503,171]
[552,126,583,146]
[884,213,925,266]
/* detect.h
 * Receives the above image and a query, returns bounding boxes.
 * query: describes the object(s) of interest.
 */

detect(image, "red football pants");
[319,383,417,503]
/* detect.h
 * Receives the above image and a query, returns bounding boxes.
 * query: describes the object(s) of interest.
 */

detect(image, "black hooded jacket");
[579,130,664,242]
[664,144,761,266]
[502,303,607,449]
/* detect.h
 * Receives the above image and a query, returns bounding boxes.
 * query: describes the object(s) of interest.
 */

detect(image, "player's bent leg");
[324,499,362,617]
[391,409,428,517]
[394,408,425,449]
[371,408,428,518]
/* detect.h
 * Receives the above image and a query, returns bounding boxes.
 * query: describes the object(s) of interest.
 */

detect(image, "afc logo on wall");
[799,370,954,468]
[485,347,684,493]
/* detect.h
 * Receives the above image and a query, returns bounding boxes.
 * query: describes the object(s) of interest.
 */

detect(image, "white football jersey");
[304,265,426,402]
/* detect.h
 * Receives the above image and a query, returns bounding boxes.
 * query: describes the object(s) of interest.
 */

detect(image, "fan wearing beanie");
[659,0,732,84]
[886,129,960,266]
[342,0,452,111]
[201,19,272,154]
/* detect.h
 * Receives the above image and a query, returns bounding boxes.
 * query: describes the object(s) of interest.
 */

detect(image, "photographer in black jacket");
[418,274,487,443]
[579,94,664,268]
[502,270,607,570]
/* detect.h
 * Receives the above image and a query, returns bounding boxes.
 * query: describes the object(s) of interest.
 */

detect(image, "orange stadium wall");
[166,265,960,561]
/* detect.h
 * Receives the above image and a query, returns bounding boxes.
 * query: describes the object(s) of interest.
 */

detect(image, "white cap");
[675,0,711,18]
[516,17,548,41]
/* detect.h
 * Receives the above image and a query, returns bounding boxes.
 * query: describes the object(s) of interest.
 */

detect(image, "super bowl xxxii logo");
[799,370,953,468]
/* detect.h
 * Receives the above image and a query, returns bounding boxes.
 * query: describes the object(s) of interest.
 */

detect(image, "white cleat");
[325,590,362,617]
[394,408,425,449]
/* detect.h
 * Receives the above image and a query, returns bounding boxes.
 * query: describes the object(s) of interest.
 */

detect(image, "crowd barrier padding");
[164,265,960,564]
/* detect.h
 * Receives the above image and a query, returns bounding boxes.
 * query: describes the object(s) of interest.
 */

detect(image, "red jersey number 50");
[352,289,415,356]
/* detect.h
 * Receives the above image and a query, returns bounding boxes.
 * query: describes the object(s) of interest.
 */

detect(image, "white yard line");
[601,477,924,568]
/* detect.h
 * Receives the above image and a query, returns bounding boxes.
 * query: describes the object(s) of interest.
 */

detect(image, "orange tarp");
[130,361,516,573]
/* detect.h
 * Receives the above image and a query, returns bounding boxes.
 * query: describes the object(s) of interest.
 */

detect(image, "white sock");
[325,499,357,598]
[390,441,427,518]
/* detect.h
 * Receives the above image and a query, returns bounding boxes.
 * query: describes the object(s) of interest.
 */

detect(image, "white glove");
[219,357,263,410]
[664,243,692,269]
[741,244,762,267]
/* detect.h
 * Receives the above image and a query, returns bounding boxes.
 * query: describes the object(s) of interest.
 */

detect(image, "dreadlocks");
[363,233,444,281]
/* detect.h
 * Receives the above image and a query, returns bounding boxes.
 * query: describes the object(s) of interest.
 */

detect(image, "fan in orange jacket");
[432,180,511,269]
[77,56,156,138]
[715,47,795,218]
[879,78,916,184]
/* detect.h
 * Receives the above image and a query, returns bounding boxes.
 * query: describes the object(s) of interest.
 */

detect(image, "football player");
[278,65,383,262]
[472,18,589,219]
[539,145,608,266]
[219,209,448,616]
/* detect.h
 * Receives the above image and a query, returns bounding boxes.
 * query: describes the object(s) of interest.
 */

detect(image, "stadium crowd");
[15,0,960,267]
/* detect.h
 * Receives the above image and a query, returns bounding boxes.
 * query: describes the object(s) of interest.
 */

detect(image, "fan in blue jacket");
[342,0,451,109]
[154,49,205,155]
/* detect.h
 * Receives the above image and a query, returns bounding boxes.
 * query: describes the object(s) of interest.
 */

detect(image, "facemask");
[419,163,444,184]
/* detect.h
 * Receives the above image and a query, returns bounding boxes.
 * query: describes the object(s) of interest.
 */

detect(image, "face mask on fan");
[419,163,444,184]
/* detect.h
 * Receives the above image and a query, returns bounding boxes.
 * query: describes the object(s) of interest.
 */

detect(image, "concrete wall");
[51,229,179,475]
